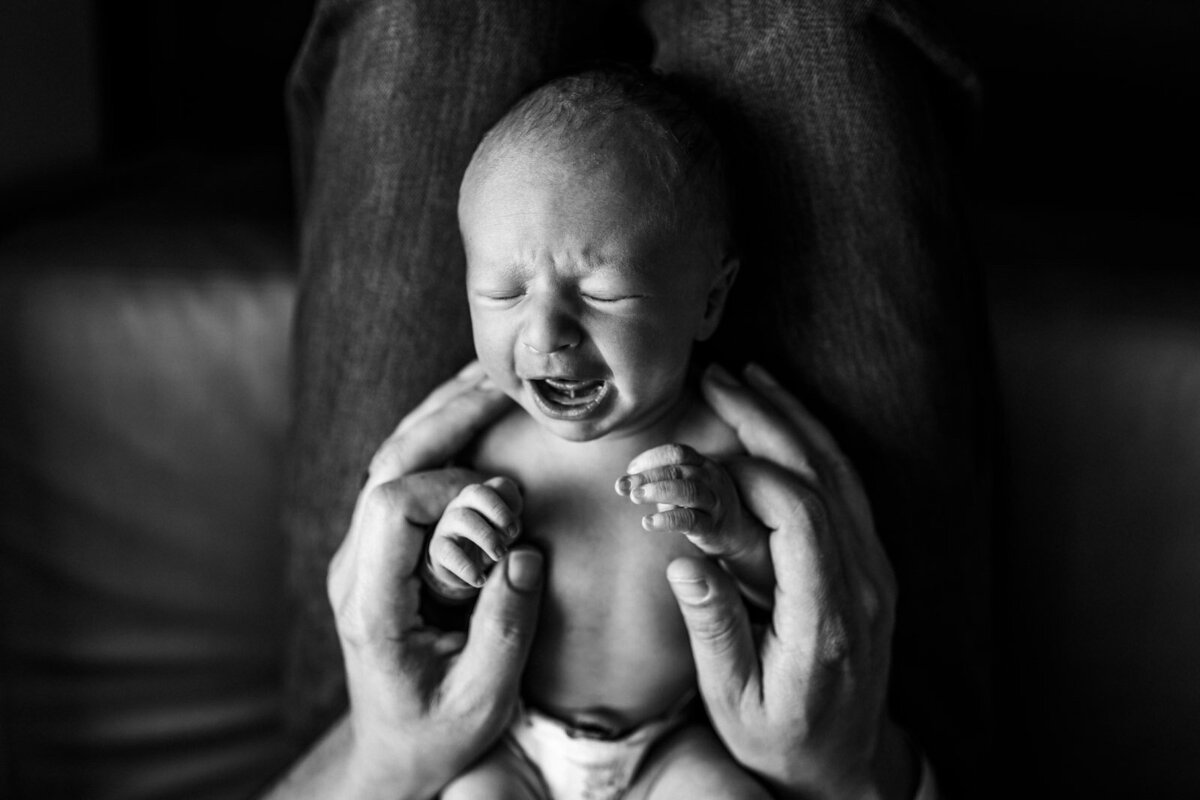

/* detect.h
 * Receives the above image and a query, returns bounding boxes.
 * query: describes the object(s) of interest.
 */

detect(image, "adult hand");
[266,361,543,800]
[665,363,915,800]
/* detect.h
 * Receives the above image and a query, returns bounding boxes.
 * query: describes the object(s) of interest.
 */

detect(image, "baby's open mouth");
[529,377,612,420]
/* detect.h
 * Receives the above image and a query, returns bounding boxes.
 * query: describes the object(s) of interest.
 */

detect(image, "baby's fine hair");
[471,64,732,249]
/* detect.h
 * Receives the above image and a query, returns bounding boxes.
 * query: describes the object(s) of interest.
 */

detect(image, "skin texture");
[430,134,777,794]
[457,136,737,443]
[264,364,545,800]
[671,363,915,800]
[268,133,914,800]
[265,362,914,799]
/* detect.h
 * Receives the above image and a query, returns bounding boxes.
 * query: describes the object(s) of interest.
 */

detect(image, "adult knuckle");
[787,488,828,529]
[364,481,413,525]
[816,614,853,667]
[695,607,742,653]
[482,612,526,652]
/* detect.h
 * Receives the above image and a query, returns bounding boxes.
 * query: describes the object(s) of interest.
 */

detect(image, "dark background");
[2,1,1198,796]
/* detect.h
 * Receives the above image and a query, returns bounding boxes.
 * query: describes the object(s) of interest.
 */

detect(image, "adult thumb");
[667,556,759,709]
[456,548,544,698]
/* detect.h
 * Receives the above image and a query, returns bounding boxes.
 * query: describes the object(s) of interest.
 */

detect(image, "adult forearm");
[261,716,437,800]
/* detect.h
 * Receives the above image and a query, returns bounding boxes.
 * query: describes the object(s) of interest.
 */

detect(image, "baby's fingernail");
[705,363,739,387]
[615,475,632,495]
[507,550,543,593]
[505,522,520,542]
[668,575,709,603]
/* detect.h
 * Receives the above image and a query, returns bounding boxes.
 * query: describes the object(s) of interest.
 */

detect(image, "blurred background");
[2,1,1198,797]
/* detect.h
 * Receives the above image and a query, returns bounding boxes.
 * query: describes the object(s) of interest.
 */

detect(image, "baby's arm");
[422,476,523,602]
[617,444,773,608]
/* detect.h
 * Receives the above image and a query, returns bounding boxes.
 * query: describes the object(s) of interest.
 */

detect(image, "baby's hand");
[617,444,773,607]
[423,476,522,601]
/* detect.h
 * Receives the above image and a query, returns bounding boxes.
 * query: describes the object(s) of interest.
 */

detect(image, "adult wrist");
[342,722,445,800]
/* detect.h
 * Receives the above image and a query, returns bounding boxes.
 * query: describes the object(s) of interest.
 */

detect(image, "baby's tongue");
[543,378,603,404]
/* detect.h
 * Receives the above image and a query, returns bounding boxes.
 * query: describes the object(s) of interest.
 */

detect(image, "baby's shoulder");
[463,404,544,477]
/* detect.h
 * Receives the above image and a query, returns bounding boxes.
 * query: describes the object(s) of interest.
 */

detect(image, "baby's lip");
[526,376,613,420]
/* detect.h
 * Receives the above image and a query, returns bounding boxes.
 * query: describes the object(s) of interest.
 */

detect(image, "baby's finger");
[482,476,524,519]
[439,506,509,561]
[453,482,521,543]
[624,443,705,476]
[429,535,487,588]
[616,463,704,497]
[630,478,718,516]
[643,506,716,537]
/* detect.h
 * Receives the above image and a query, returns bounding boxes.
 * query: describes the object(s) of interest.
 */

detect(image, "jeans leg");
[643,0,994,790]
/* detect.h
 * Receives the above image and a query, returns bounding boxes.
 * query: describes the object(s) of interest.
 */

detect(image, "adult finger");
[392,360,488,438]
[741,364,882,579]
[336,470,478,634]
[742,363,848,470]
[369,366,510,486]
[699,364,815,481]
[724,460,831,664]
[452,548,545,707]
[342,467,478,572]
[665,555,760,718]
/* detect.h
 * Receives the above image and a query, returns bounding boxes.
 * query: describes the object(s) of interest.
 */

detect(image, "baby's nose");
[521,295,581,354]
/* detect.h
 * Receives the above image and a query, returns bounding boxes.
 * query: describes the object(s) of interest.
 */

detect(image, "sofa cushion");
[0,217,295,799]
[986,219,1200,796]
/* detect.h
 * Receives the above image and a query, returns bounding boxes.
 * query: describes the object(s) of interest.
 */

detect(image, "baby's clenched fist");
[423,476,522,601]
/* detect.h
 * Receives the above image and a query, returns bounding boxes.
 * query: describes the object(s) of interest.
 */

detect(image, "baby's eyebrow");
[471,261,528,284]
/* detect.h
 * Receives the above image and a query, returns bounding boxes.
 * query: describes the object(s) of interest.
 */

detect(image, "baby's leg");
[440,740,547,800]
[627,723,770,800]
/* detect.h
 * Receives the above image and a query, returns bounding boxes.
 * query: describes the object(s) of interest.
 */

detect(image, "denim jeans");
[284,0,994,791]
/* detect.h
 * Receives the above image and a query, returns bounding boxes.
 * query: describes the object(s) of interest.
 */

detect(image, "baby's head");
[458,66,738,442]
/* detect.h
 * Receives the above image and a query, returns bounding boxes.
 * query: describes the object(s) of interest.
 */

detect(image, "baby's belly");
[520,513,700,732]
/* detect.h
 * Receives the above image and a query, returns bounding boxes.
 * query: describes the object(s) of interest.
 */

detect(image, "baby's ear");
[696,254,740,342]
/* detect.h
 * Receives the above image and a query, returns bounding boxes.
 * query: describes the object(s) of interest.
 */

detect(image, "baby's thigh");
[440,740,546,800]
[628,724,770,800]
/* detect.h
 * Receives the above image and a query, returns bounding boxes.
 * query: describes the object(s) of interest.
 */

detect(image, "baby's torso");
[466,396,740,733]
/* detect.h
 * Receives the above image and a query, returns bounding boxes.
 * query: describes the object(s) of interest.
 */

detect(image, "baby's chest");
[499,465,695,576]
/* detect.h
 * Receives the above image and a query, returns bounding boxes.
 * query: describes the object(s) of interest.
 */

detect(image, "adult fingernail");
[705,363,739,387]
[744,362,778,386]
[507,550,543,593]
[668,575,709,603]
[615,475,632,495]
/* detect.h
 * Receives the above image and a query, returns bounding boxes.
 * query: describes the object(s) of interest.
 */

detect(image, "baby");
[422,67,773,799]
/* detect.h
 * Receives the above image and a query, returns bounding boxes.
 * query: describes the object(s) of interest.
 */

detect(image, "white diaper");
[504,702,688,800]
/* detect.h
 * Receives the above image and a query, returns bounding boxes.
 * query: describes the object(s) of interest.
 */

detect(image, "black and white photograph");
[2,1,1196,798]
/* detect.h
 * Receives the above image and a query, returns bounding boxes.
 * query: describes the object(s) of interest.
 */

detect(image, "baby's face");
[459,141,731,442]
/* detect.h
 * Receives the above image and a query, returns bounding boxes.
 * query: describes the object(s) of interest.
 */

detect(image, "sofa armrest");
[0,215,296,799]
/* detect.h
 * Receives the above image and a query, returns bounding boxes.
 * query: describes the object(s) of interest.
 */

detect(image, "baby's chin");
[520,384,690,445]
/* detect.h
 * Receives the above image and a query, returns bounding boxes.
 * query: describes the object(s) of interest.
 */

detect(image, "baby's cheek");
[474,336,521,395]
